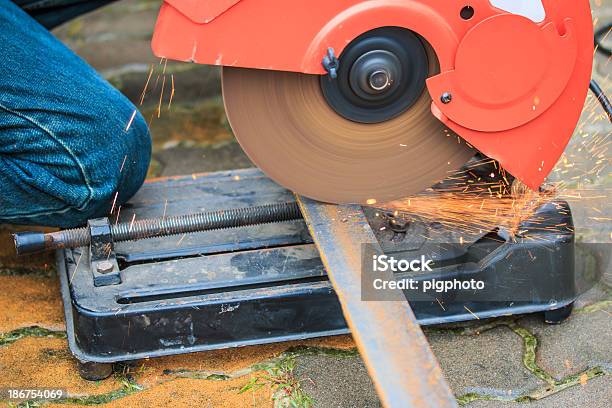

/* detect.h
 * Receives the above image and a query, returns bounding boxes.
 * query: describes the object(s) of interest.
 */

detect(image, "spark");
[129,213,136,233]
[119,155,128,173]
[464,306,480,320]
[105,243,113,260]
[168,74,175,110]
[152,57,166,93]
[139,64,154,105]
[380,187,554,241]
[115,205,122,226]
[157,75,166,118]
[379,181,606,246]
[125,110,137,132]
[160,199,168,234]
[69,251,83,284]
[110,191,119,214]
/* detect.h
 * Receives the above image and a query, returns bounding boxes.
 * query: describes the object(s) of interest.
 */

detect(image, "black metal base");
[77,361,114,381]
[544,302,574,324]
[57,168,577,379]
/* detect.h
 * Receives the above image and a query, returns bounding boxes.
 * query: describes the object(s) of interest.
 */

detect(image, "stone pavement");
[0,1,610,407]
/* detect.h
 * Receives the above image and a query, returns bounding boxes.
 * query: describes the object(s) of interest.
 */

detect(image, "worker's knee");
[71,110,152,226]
[0,0,151,228]
[0,107,151,228]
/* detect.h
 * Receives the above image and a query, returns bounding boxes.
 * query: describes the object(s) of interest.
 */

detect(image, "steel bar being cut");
[296,196,458,408]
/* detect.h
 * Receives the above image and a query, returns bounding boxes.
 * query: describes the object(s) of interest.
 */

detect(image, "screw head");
[385,213,410,233]
[96,260,114,273]
[368,70,391,91]
[440,92,452,104]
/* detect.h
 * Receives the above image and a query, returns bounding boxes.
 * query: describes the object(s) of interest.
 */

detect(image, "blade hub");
[350,50,400,97]
[221,31,474,204]
[368,70,392,92]
[320,27,429,124]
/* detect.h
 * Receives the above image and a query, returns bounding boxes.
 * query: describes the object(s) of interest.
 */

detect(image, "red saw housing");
[151,0,594,191]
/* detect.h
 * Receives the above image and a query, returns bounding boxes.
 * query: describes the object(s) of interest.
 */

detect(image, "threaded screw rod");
[14,202,302,255]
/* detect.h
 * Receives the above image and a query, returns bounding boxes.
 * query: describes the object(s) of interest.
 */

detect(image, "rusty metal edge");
[296,195,457,408]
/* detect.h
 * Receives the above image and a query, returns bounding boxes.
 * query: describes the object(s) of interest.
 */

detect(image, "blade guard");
[427,6,591,190]
[152,0,593,191]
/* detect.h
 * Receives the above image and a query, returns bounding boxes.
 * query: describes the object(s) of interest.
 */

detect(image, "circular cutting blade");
[222,63,473,205]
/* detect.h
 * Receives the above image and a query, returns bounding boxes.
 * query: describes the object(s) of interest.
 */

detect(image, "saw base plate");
[58,168,576,379]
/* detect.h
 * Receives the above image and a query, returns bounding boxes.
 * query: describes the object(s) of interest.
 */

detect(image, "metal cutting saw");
[151,0,595,203]
[12,1,610,406]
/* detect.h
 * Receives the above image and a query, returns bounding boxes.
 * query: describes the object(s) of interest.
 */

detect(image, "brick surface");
[0,274,64,332]
[518,305,612,381]
[295,355,381,408]
[427,326,546,398]
[469,376,612,408]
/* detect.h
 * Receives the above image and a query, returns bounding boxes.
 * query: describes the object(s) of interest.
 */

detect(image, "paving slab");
[154,144,253,176]
[427,326,546,398]
[469,375,612,408]
[53,1,160,72]
[139,99,233,149]
[295,323,553,407]
[528,375,612,408]
[574,284,612,309]
[0,274,64,333]
[295,355,381,408]
[518,304,612,381]
[0,337,121,396]
[108,64,222,108]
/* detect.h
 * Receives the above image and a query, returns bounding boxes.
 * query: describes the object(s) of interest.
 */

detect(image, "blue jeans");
[0,0,151,227]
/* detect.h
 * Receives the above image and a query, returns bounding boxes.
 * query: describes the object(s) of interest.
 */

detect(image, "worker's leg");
[0,0,151,228]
